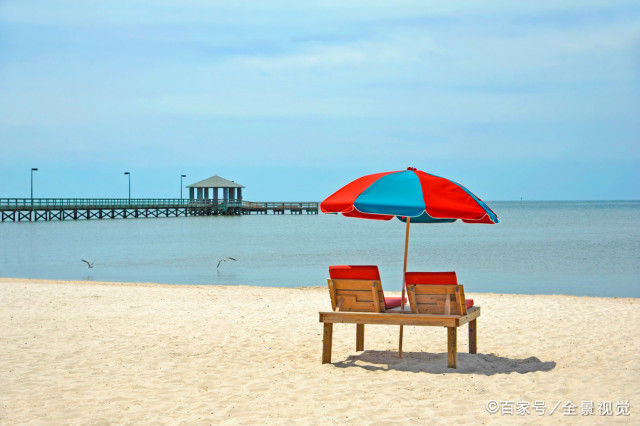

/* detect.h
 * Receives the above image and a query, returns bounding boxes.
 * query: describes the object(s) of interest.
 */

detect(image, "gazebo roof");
[187,175,244,188]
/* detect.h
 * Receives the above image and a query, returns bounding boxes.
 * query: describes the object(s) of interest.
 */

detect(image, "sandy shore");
[1,278,638,424]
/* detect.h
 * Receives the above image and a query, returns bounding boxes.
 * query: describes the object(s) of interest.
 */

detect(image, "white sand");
[1,278,638,424]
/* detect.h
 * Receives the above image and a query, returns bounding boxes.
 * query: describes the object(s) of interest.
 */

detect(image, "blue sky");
[0,1,638,200]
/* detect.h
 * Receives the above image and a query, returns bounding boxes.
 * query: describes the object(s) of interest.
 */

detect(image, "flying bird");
[217,257,237,269]
[81,259,95,269]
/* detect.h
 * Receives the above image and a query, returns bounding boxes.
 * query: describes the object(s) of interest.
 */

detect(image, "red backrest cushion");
[329,265,380,280]
[405,272,458,285]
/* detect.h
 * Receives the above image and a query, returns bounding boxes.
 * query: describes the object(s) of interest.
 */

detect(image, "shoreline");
[1,276,637,300]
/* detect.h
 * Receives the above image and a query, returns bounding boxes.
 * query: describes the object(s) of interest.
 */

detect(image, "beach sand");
[1,278,638,424]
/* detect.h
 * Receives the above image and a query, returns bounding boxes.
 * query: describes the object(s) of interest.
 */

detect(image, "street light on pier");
[30,168,38,205]
[124,171,131,202]
[180,174,186,200]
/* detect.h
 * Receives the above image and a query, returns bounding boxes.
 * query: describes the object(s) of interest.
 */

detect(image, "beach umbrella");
[320,167,499,355]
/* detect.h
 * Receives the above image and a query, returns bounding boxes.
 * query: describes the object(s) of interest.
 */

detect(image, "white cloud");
[232,32,440,70]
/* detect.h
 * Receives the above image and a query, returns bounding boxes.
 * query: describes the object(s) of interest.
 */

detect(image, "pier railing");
[241,201,319,210]
[0,198,190,208]
[0,198,319,221]
[0,198,318,210]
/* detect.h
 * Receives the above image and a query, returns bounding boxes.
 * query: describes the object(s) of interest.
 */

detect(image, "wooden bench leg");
[356,324,364,351]
[447,327,457,368]
[322,323,333,364]
[398,325,403,358]
[469,319,477,354]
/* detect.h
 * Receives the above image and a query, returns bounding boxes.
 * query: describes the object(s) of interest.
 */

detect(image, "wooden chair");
[404,272,474,315]
[327,265,403,313]
[327,265,403,354]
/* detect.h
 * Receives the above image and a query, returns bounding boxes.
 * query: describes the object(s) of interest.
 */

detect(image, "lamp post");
[30,168,38,205]
[124,172,130,202]
[180,174,186,200]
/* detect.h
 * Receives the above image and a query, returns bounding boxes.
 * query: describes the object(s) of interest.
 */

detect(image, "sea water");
[0,201,638,297]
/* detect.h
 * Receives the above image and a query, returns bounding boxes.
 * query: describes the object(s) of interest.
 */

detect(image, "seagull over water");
[81,259,95,269]
[217,257,237,269]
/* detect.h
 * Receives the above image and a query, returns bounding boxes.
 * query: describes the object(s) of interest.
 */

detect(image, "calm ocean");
[0,201,638,297]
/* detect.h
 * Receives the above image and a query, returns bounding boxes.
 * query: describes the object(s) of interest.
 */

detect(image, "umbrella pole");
[399,217,411,358]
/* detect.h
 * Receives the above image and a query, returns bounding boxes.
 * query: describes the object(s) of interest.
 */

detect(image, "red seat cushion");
[405,272,458,285]
[329,265,380,280]
[466,299,474,309]
[383,296,404,309]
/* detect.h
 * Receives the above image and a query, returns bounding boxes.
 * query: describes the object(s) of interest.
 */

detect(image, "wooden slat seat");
[327,278,384,312]
[406,284,467,315]
[405,271,471,315]
[328,265,403,311]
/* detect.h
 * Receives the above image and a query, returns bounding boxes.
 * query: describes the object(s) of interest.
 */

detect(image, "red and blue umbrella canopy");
[321,167,499,224]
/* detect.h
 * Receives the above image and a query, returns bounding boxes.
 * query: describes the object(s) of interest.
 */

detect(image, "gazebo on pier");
[187,175,244,204]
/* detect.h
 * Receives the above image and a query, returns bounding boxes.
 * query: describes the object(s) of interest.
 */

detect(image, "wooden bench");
[321,270,479,368]
[319,307,479,368]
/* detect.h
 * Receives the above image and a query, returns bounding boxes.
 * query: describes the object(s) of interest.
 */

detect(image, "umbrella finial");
[407,166,416,171]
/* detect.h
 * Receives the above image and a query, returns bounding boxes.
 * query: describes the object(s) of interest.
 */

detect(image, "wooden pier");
[0,198,319,222]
